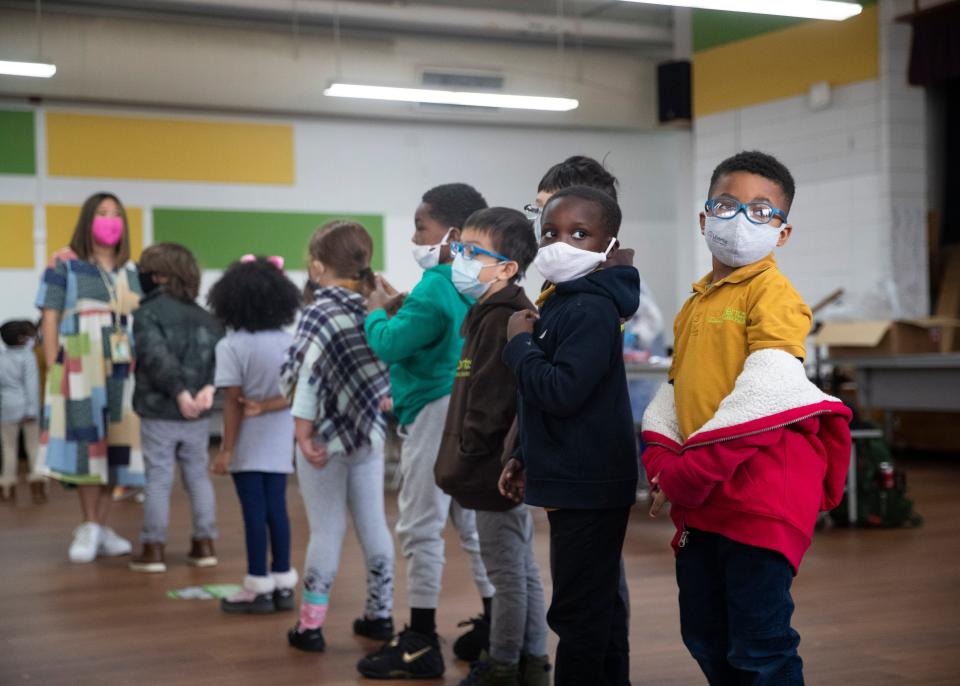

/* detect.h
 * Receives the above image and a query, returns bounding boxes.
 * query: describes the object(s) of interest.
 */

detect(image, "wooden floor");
[1,456,959,686]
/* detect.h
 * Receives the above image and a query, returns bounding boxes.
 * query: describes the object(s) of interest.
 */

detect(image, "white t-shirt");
[214,329,295,473]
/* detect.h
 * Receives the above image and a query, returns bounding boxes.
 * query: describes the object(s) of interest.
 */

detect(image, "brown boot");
[129,542,166,573]
[30,481,47,504]
[187,538,217,568]
[0,484,14,502]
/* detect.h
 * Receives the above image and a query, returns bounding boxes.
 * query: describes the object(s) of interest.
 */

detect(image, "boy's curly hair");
[207,258,301,332]
[421,183,488,229]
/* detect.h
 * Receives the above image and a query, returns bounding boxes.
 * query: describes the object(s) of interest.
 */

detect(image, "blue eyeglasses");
[449,241,511,263]
[705,197,788,225]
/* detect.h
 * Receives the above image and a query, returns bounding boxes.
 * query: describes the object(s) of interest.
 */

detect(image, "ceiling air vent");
[418,69,505,112]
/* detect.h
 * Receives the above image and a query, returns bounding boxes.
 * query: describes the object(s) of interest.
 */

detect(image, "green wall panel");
[153,208,385,271]
[0,110,36,175]
[692,0,875,52]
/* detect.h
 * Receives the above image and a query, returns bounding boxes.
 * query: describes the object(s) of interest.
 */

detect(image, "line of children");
[280,221,396,650]
[500,186,640,686]
[26,151,850,686]
[434,207,551,686]
[642,151,852,685]
[208,256,303,613]
[129,243,223,573]
[0,320,45,503]
[357,184,496,680]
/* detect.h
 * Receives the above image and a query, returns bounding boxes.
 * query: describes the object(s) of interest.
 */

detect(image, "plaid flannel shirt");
[280,286,390,459]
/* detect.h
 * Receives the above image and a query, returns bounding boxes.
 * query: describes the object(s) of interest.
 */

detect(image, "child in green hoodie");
[359,183,495,680]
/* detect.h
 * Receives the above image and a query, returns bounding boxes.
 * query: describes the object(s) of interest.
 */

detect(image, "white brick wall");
[687,0,928,322]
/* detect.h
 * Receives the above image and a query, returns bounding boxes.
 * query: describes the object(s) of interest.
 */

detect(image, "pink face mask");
[91,215,124,247]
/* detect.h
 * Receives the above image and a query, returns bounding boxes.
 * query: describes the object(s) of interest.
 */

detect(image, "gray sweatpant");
[140,418,217,544]
[296,443,395,619]
[476,506,550,664]
[396,395,494,608]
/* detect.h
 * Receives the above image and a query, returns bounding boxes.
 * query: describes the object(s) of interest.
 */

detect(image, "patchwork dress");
[35,248,144,486]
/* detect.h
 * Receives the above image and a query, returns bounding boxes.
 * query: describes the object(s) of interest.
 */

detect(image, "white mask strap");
[603,237,617,257]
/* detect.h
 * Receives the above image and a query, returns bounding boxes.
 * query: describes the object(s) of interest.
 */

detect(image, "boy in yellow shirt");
[642,151,852,685]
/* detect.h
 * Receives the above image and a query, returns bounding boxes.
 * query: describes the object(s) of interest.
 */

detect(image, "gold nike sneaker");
[357,627,444,679]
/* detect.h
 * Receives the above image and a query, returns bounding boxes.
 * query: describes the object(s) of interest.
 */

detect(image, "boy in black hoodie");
[434,208,549,686]
[501,186,639,686]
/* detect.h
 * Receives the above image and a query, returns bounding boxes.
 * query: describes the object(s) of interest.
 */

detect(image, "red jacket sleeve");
[820,414,853,511]
[640,432,681,481]
[657,430,778,509]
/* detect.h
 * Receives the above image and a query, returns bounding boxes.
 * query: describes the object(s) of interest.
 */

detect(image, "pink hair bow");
[240,254,285,271]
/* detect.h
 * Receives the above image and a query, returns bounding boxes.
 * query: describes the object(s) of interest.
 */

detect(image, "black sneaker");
[453,615,490,662]
[220,591,275,614]
[354,616,396,641]
[274,588,295,612]
[357,627,444,679]
[288,622,326,652]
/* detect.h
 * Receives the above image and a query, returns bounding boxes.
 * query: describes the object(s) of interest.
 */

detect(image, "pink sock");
[299,602,328,630]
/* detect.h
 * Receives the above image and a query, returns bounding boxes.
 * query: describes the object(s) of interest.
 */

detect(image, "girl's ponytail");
[307,220,377,296]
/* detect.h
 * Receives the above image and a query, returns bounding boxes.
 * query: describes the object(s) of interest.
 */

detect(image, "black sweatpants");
[547,507,632,686]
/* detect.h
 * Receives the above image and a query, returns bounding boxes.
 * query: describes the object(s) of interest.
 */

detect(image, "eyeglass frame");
[449,240,512,264]
[523,203,542,219]
[704,197,788,226]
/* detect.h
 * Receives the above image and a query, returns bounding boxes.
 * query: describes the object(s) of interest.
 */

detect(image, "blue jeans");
[676,530,803,686]
[232,472,291,577]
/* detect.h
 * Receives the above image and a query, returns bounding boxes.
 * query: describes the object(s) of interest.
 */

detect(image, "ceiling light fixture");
[323,83,579,112]
[1,1,56,79]
[0,59,56,78]
[618,0,862,21]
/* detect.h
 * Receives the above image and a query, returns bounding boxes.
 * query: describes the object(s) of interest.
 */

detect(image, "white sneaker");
[98,526,133,557]
[69,522,102,563]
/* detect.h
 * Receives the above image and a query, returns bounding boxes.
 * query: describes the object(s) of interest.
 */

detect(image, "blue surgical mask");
[452,254,494,300]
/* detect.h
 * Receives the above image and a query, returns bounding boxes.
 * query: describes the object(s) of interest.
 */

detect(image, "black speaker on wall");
[657,60,692,124]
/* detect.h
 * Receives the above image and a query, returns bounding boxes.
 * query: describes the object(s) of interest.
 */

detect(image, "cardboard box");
[816,318,960,359]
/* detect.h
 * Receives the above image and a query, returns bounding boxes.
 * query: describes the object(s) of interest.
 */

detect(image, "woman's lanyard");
[96,264,132,364]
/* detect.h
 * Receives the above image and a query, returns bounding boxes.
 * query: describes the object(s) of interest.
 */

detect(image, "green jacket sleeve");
[365,280,445,364]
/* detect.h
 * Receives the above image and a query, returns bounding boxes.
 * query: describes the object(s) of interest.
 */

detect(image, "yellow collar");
[535,284,558,309]
[692,254,777,294]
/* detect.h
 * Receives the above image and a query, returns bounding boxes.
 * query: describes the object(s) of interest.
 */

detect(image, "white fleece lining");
[243,574,276,594]
[642,383,682,444]
[271,568,299,590]
[690,348,840,439]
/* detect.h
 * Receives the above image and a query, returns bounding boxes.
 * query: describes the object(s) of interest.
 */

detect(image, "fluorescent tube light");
[0,60,57,78]
[324,83,579,112]
[619,1,862,21]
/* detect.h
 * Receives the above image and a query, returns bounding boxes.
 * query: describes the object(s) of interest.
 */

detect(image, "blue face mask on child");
[452,254,495,300]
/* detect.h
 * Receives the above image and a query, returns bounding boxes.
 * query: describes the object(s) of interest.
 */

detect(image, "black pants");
[547,507,631,686]
[677,529,803,686]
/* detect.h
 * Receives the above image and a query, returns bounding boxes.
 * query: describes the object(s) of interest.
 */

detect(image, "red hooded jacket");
[641,348,852,573]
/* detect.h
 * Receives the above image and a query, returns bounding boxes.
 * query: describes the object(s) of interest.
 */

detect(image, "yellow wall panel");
[0,204,35,268]
[45,205,144,263]
[693,5,878,117]
[46,113,294,185]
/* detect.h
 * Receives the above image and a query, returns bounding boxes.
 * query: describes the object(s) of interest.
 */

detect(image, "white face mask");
[703,213,782,268]
[534,237,616,284]
[412,227,454,271]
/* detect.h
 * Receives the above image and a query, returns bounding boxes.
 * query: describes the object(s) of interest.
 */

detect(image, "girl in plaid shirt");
[281,220,395,653]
